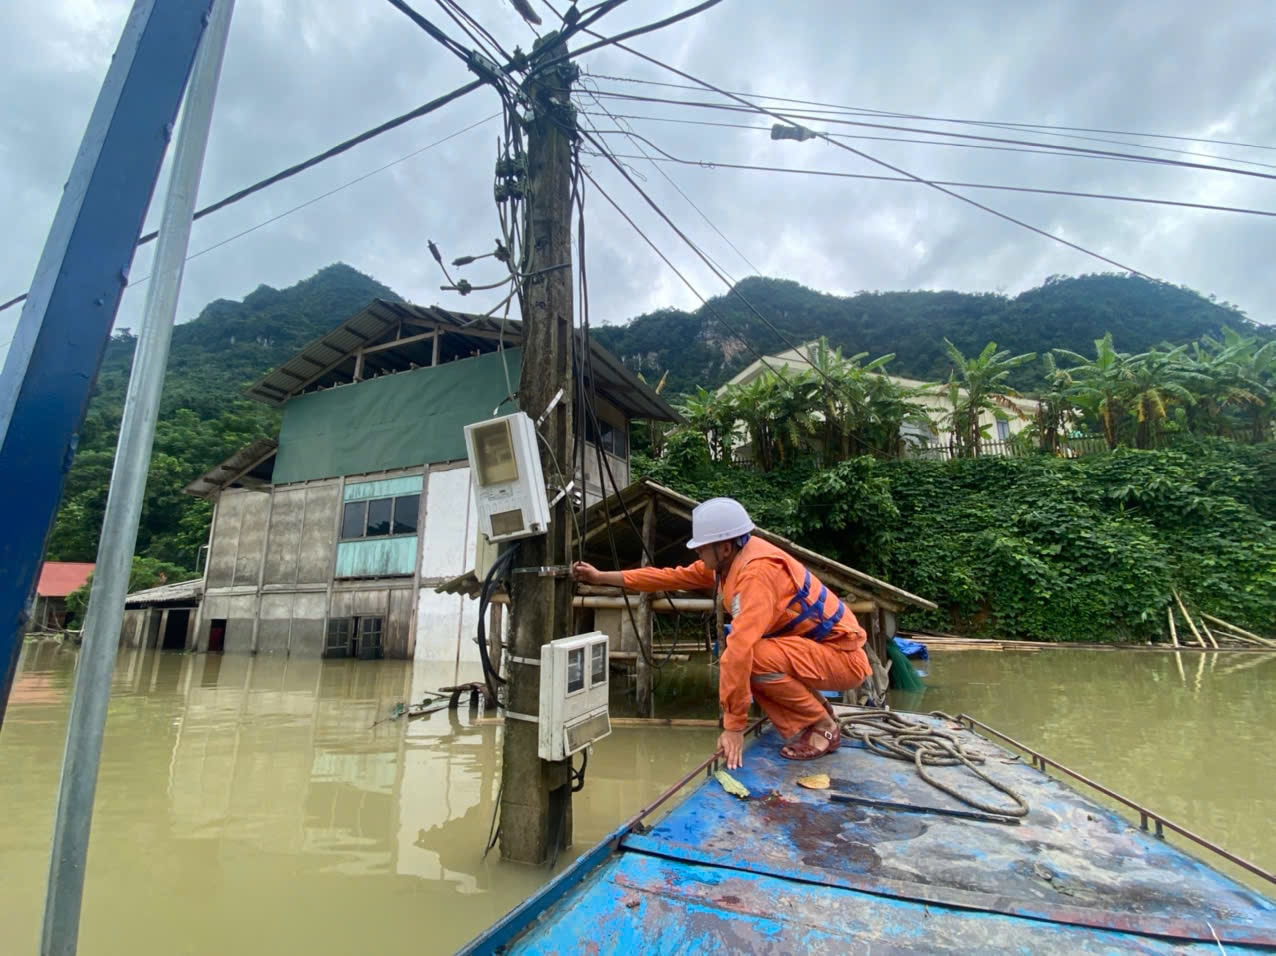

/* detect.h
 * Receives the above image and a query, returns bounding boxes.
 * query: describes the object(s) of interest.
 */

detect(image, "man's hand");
[717,730,744,770]
[572,561,602,585]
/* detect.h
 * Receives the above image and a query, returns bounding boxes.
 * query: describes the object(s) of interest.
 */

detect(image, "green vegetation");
[636,442,1276,644]
[667,329,1275,470]
[45,264,398,573]
[593,273,1268,395]
[43,261,1275,644]
[64,556,188,623]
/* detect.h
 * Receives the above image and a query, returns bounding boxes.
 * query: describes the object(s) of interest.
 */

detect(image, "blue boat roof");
[463,712,1276,953]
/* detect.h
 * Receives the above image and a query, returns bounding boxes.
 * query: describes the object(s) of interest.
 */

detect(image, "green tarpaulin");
[273,349,521,485]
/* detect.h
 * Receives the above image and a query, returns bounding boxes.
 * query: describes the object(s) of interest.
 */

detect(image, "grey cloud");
[2,0,1273,361]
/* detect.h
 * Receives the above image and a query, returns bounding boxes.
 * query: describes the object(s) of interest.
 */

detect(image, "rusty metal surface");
[464,714,1276,953]
[620,717,1276,947]
[513,853,1235,954]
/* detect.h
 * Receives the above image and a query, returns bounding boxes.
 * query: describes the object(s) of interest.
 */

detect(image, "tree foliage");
[636,442,1276,644]
[46,264,398,573]
[591,273,1268,396]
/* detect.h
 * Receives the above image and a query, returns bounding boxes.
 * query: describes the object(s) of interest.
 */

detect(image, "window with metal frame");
[357,617,383,659]
[325,618,353,657]
[340,494,420,541]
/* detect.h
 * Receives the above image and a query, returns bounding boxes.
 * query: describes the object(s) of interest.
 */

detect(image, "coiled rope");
[838,710,1029,818]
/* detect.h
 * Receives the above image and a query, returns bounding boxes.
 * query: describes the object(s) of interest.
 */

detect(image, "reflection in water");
[4,641,1272,953]
[0,642,717,955]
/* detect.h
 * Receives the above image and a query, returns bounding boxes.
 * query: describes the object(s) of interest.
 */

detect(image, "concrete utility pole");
[499,34,577,865]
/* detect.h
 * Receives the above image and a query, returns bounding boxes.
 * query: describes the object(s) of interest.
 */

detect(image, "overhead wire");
[576,89,1276,184]
[579,80,764,275]
[382,0,474,63]
[600,36,1155,279]
[577,108,1261,172]
[531,0,724,76]
[580,139,1276,220]
[0,79,486,315]
[582,71,1276,156]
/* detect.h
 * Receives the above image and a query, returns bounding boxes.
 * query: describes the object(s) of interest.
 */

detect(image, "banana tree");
[942,339,1036,457]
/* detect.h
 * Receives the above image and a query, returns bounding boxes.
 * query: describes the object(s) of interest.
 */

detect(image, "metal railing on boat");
[956,712,1276,887]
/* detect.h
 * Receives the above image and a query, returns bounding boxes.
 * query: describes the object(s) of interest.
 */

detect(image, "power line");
[532,0,725,76]
[583,71,1276,155]
[579,151,898,462]
[0,79,485,314]
[434,0,512,64]
[581,138,1276,220]
[578,108,1197,169]
[579,86,764,276]
[578,89,1276,184]
[604,38,1154,279]
[125,114,500,291]
[382,0,473,63]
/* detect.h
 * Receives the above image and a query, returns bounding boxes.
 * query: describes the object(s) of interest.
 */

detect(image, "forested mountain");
[591,273,1269,395]
[46,264,399,570]
[44,264,1268,574]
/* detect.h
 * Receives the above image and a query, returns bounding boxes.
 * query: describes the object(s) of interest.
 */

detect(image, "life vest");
[723,536,850,643]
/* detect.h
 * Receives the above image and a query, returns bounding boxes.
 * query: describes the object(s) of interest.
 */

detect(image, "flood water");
[2,640,1273,953]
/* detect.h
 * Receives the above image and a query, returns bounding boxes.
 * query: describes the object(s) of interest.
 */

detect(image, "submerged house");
[28,561,94,631]
[177,299,677,665]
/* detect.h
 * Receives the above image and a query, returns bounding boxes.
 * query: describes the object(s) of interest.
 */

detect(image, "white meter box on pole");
[464,412,551,542]
[538,631,611,761]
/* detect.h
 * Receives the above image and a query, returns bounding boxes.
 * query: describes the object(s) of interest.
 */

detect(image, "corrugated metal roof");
[124,578,202,608]
[184,437,278,499]
[244,299,679,422]
[36,562,95,598]
[577,479,937,611]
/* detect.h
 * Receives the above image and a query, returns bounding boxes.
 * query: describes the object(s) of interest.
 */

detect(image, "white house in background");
[721,342,1038,458]
[143,299,677,671]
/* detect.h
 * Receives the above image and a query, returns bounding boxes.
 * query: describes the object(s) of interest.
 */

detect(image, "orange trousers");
[747,636,871,739]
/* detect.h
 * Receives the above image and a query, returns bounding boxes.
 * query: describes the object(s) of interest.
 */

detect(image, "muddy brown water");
[2,640,1273,953]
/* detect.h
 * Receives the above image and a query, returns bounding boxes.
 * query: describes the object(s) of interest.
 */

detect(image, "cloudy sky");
[2,0,1274,357]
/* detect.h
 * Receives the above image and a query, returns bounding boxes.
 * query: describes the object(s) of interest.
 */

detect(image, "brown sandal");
[780,723,841,761]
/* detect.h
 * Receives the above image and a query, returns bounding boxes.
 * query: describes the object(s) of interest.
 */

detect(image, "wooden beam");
[636,497,656,717]
[361,329,439,356]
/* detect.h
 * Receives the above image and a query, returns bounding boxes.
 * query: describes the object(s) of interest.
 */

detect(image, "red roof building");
[36,562,95,598]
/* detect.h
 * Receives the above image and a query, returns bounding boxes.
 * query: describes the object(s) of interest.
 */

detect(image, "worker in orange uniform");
[572,497,870,769]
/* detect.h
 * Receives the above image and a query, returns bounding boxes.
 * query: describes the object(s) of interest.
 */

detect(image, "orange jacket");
[621,536,866,731]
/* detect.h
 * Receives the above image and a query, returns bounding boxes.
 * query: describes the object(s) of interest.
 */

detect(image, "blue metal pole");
[0,0,212,729]
[41,2,235,952]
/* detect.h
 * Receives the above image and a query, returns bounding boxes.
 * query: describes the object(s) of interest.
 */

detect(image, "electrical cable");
[382,0,473,63]
[602,38,1155,279]
[576,107,1217,170]
[6,114,500,314]
[477,543,521,701]
[579,83,764,274]
[576,89,1276,179]
[582,71,1276,155]
[531,0,724,76]
[579,121,914,460]
[434,0,513,65]
[0,79,486,315]
[579,142,1276,220]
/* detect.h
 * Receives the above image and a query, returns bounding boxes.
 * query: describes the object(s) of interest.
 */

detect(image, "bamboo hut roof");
[576,479,936,612]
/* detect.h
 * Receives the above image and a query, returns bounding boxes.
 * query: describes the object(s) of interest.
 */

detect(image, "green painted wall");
[344,475,424,501]
[335,537,418,578]
[274,349,521,484]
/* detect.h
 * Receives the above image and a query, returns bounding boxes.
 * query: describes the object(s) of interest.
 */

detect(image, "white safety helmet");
[686,497,754,550]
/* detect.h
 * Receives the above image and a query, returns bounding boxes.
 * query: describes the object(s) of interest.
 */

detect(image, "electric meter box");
[463,411,551,543]
[538,631,612,761]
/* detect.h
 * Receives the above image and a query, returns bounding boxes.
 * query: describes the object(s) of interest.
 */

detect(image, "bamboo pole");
[1201,613,1276,648]
[1167,607,1180,648]
[1172,591,1208,648]
[1199,620,1223,649]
